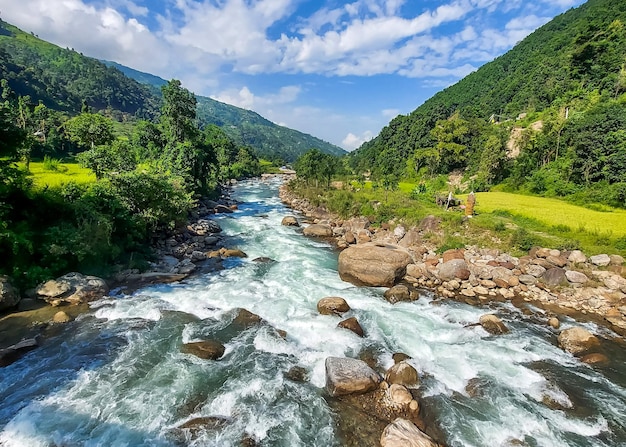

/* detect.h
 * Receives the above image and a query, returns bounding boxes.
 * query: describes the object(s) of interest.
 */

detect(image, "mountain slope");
[0,20,345,162]
[352,0,626,190]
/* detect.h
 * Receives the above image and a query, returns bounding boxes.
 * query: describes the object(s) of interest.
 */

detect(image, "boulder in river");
[281,216,300,227]
[0,337,39,367]
[479,314,509,335]
[338,243,412,287]
[325,357,381,396]
[36,272,109,305]
[181,340,225,360]
[384,284,418,304]
[317,297,350,315]
[380,418,440,447]
[385,361,420,388]
[557,326,600,355]
[337,317,365,337]
[0,275,20,311]
[303,224,333,237]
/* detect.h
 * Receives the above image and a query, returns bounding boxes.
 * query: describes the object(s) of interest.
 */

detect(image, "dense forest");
[350,0,626,209]
[0,20,344,163]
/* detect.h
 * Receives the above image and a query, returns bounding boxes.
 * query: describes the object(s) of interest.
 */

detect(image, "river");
[1,178,625,446]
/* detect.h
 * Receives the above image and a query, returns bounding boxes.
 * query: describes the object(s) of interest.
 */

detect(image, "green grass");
[22,161,96,189]
[466,192,626,237]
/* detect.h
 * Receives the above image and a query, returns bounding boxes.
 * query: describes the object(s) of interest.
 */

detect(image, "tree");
[160,79,197,146]
[64,113,115,149]
[77,140,136,180]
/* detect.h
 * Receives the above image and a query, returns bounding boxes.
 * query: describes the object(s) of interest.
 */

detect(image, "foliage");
[294,148,338,188]
[64,113,115,149]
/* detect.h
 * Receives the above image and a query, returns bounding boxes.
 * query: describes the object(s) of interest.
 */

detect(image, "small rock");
[609,254,624,266]
[384,284,416,304]
[580,353,609,365]
[52,311,71,323]
[392,353,411,364]
[409,400,419,412]
[548,317,560,329]
[317,297,350,315]
[385,361,419,388]
[281,216,299,227]
[387,383,413,406]
[518,275,536,285]
[568,250,587,264]
[541,268,567,287]
[284,366,309,382]
[565,270,589,284]
[0,275,20,311]
[181,340,225,360]
[252,257,275,263]
[479,314,509,335]
[337,317,365,337]
[589,254,611,267]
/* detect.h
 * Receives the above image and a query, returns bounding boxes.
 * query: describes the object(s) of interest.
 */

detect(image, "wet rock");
[214,204,233,214]
[317,297,350,315]
[548,317,560,329]
[384,284,417,304]
[589,254,611,267]
[181,340,225,360]
[558,327,600,355]
[380,418,440,447]
[0,337,39,367]
[479,314,509,335]
[303,224,333,237]
[385,361,419,388]
[252,257,275,263]
[52,311,71,323]
[386,384,413,406]
[281,216,299,227]
[325,357,381,396]
[338,317,365,337]
[392,353,411,364]
[175,416,231,436]
[36,272,109,305]
[565,270,589,284]
[284,366,309,382]
[580,353,609,365]
[233,308,263,327]
[437,259,469,281]
[221,248,247,258]
[0,275,20,311]
[338,243,412,287]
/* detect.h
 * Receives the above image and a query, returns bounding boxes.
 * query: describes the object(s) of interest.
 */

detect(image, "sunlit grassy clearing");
[23,161,96,190]
[465,191,626,237]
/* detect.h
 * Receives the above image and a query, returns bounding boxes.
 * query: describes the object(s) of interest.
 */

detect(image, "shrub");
[510,228,541,251]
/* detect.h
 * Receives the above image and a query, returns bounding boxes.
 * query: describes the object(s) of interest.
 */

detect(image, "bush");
[510,228,541,251]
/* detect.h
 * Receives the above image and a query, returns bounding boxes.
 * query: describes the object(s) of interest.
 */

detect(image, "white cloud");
[211,85,301,111]
[382,109,400,119]
[342,131,375,151]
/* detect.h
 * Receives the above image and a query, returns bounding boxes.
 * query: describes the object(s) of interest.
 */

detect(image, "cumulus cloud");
[211,85,302,111]
[342,131,374,151]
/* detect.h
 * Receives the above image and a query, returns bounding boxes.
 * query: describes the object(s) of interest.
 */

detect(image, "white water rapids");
[1,178,625,446]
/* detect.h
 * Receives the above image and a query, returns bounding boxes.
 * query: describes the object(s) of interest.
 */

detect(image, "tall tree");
[160,79,197,146]
[64,113,115,149]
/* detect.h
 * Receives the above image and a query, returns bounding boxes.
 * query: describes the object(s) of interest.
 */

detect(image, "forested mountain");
[352,0,626,208]
[0,20,345,162]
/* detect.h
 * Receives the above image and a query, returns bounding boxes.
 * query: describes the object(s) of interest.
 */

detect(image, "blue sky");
[0,0,585,150]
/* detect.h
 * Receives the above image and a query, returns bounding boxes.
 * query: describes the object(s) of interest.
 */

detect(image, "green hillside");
[0,20,345,162]
[351,0,626,208]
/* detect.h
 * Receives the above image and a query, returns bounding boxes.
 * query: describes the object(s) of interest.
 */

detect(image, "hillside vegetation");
[350,0,626,209]
[0,20,344,162]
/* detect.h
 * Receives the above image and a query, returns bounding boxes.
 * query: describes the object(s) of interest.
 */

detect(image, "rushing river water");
[1,178,625,447]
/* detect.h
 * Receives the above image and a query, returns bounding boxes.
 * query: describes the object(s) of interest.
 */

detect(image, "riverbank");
[279,183,626,340]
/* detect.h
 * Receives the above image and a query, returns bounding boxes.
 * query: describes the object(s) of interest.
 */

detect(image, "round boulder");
[380,418,439,447]
[337,317,364,337]
[387,384,413,406]
[52,311,72,323]
[438,259,469,281]
[181,340,225,360]
[385,361,419,388]
[558,327,600,355]
[317,297,350,316]
[325,357,381,396]
[303,224,333,237]
[479,314,509,335]
[384,284,417,304]
[281,216,299,227]
[338,243,412,287]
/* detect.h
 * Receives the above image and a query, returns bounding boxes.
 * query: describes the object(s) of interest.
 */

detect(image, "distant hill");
[351,0,626,207]
[0,20,345,162]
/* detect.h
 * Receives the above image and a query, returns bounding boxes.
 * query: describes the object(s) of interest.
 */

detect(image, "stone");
[394,225,406,241]
[558,327,600,355]
[345,231,356,244]
[580,353,609,365]
[548,317,560,329]
[384,284,417,304]
[220,248,247,258]
[589,254,611,267]
[214,204,233,214]
[568,250,587,264]
[546,255,567,268]
[337,317,365,337]
[406,263,429,279]
[317,297,350,315]
[609,255,625,266]
[181,340,225,360]
[518,275,536,285]
[380,418,439,447]
[525,264,547,278]
[338,243,412,287]
[479,314,509,335]
[0,275,20,311]
[52,311,71,323]
[536,248,551,258]
[281,216,299,227]
[357,229,372,243]
[392,353,411,364]
[398,229,422,248]
[565,270,589,284]
[252,257,275,263]
[284,366,309,382]
[437,259,469,281]
[541,268,567,287]
[303,224,333,237]
[36,272,109,305]
[442,249,465,263]
[385,361,419,388]
[0,338,39,367]
[387,384,413,406]
[325,357,381,396]
[507,276,520,287]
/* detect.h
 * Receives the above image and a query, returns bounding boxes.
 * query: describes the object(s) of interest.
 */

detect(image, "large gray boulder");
[317,297,350,315]
[380,418,440,447]
[303,224,333,237]
[338,243,412,287]
[437,259,469,281]
[36,272,109,305]
[0,275,20,311]
[325,357,381,396]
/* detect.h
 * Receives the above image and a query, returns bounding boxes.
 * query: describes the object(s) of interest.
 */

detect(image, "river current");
[1,178,625,446]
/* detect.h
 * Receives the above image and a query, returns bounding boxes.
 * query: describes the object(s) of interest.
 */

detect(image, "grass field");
[468,191,626,237]
[22,161,96,190]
